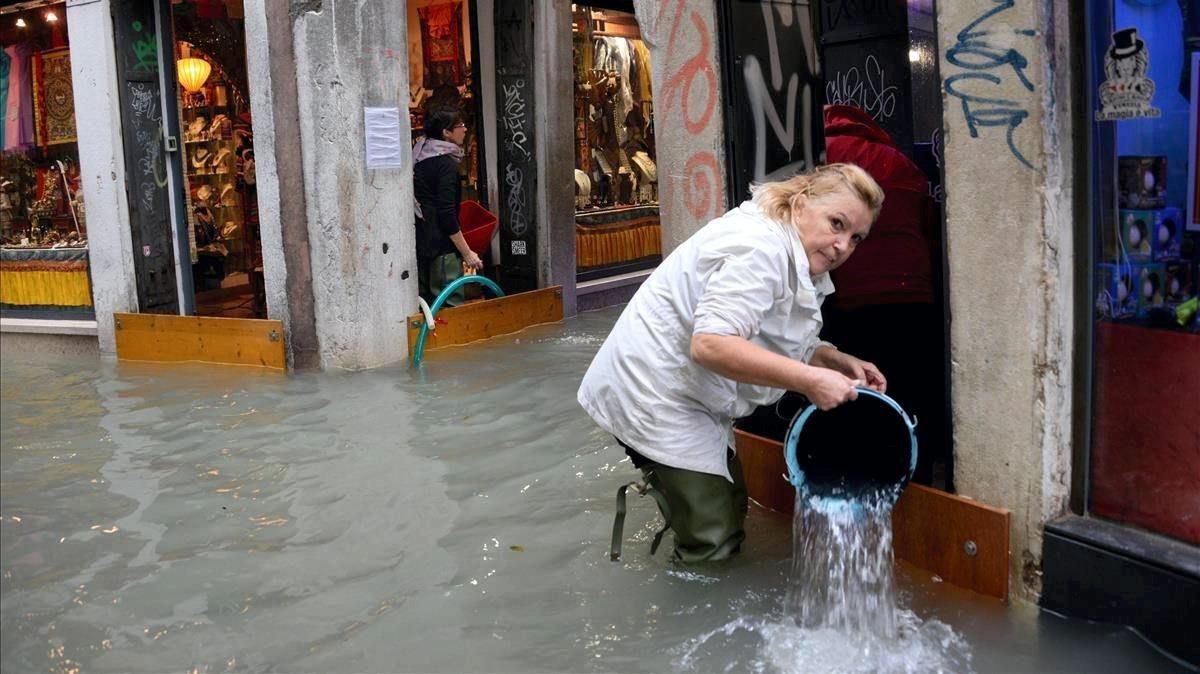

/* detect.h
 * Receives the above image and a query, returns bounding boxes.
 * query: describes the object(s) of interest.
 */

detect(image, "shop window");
[0,2,92,319]
[1087,0,1200,544]
[572,4,662,281]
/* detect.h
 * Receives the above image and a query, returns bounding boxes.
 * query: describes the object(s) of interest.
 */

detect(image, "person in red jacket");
[820,104,945,486]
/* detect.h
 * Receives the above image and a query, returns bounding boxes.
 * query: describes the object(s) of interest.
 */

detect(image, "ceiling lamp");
[176,57,212,93]
[45,10,58,23]
[15,17,26,28]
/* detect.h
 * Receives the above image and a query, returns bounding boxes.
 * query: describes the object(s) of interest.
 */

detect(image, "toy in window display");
[1153,207,1183,260]
[1139,263,1167,313]
[1097,263,1137,319]
[1121,210,1154,259]
[1164,263,1193,304]
[1118,156,1167,209]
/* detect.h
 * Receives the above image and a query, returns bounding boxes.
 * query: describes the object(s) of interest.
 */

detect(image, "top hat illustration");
[1110,28,1145,60]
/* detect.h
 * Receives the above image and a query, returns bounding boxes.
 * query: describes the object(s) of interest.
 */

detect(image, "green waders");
[418,253,465,307]
[610,447,748,564]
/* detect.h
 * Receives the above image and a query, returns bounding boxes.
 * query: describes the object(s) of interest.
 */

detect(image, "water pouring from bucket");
[784,387,918,512]
[782,387,919,635]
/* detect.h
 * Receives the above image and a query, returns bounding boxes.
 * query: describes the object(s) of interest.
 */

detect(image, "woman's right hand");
[462,250,484,272]
[803,367,861,411]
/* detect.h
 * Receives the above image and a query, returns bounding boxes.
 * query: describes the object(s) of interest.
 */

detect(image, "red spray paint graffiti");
[656,0,724,219]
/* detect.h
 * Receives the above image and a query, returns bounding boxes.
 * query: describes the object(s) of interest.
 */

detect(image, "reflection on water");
[1,307,1187,673]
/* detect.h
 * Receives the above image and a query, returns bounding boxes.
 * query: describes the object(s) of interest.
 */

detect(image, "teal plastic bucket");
[783,388,918,506]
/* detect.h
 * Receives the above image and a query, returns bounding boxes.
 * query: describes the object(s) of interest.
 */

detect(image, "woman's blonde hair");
[750,163,884,227]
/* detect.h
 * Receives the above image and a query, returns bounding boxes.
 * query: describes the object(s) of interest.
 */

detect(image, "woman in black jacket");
[413,108,483,304]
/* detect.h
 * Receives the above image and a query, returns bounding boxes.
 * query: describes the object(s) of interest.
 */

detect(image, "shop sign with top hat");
[1096,27,1162,121]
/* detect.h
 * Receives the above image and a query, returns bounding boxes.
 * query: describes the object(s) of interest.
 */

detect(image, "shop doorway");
[571,2,662,281]
[161,0,264,319]
[406,0,491,304]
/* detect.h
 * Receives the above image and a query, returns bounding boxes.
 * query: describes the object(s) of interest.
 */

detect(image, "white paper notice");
[364,106,403,169]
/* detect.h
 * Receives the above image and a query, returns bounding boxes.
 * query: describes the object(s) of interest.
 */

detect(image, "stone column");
[289,0,414,369]
[66,0,140,357]
[534,0,577,316]
[631,0,727,252]
[936,0,1076,599]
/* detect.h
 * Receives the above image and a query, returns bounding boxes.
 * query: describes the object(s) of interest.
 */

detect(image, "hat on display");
[187,116,208,138]
[219,183,236,206]
[207,114,229,138]
[195,184,214,204]
[210,148,233,171]
[191,147,211,169]
[1110,28,1145,60]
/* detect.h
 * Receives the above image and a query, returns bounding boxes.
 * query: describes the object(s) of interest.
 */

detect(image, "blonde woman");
[579,163,887,563]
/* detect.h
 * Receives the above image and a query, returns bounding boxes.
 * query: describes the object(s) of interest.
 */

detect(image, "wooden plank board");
[736,429,795,514]
[892,483,1010,600]
[113,312,286,369]
[407,286,564,359]
[733,427,1010,600]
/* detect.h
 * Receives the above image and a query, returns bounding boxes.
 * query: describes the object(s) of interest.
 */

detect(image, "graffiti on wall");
[494,0,537,287]
[942,0,1038,170]
[742,2,820,184]
[655,0,723,220]
[825,53,900,121]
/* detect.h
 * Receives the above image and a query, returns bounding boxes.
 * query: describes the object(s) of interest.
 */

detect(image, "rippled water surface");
[1,307,1187,673]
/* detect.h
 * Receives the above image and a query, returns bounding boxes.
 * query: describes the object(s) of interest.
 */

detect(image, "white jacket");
[577,200,835,481]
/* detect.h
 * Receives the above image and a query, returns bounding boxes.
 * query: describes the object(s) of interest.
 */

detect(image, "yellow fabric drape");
[0,270,93,307]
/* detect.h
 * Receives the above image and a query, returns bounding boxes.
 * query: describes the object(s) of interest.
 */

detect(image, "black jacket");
[413,154,462,260]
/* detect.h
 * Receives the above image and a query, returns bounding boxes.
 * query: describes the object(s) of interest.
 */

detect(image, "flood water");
[1,307,1189,673]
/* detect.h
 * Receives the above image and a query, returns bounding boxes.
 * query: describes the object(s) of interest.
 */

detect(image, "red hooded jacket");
[823,105,936,307]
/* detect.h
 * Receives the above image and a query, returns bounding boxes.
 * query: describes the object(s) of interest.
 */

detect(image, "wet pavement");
[1,307,1189,673]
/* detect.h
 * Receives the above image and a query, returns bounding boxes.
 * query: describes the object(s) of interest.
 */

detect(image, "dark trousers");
[619,440,749,563]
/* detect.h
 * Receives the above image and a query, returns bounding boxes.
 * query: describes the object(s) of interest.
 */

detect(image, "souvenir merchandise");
[1152,207,1183,261]
[1097,262,1138,319]
[191,147,211,170]
[1119,209,1156,260]
[1118,156,1167,209]
[1,16,89,321]
[1136,262,1167,315]
[1164,262,1193,304]
[571,5,662,276]
[187,116,208,140]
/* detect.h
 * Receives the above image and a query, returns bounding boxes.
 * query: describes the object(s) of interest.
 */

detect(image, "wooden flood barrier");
[406,286,564,360]
[734,428,1011,600]
[113,312,286,370]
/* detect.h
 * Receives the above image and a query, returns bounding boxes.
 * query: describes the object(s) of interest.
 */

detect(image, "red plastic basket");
[459,201,498,254]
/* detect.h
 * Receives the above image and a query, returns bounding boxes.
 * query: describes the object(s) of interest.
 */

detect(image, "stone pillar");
[631,0,727,252]
[289,1,414,369]
[246,0,321,369]
[66,0,140,357]
[534,0,576,316]
[936,0,1076,599]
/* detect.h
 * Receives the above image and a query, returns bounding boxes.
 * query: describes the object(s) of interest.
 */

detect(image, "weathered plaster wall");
[290,1,414,370]
[66,0,140,357]
[936,0,1075,599]
[631,0,727,251]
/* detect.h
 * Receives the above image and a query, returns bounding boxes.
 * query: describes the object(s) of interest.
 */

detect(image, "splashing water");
[786,495,897,636]
[675,492,973,673]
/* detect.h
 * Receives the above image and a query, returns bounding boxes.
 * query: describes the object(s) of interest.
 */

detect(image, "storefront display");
[168,1,263,318]
[1088,0,1200,545]
[572,5,661,279]
[0,2,91,316]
